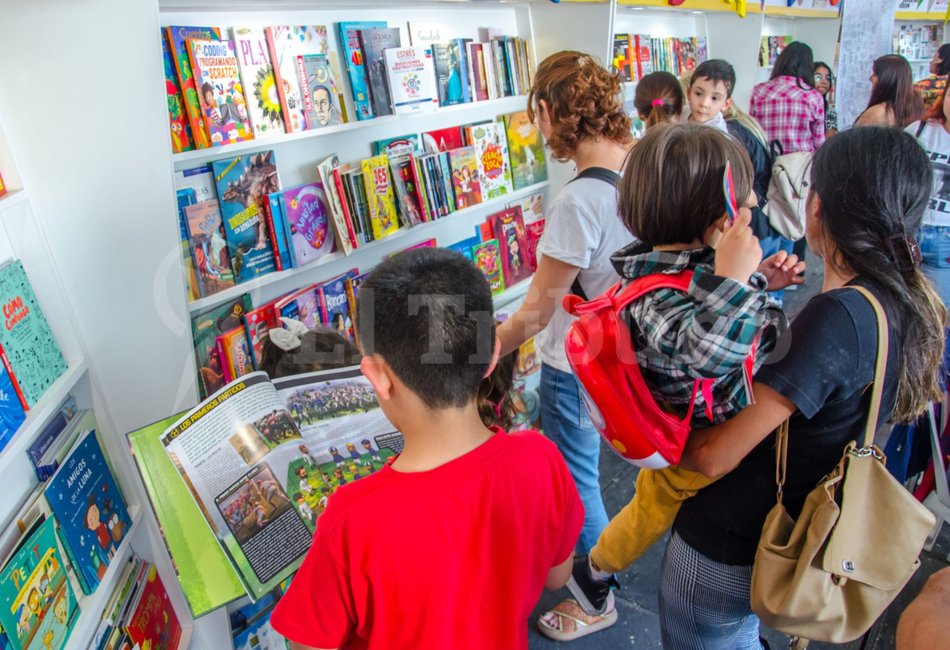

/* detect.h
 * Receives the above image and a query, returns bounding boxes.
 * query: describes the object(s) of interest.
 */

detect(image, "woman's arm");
[496,254,580,357]
[680,382,796,477]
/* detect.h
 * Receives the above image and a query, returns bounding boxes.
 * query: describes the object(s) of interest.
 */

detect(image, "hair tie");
[651,99,665,107]
[269,317,309,352]
[884,233,922,273]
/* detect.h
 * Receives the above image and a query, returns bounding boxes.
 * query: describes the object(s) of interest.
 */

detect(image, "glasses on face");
[814,73,831,82]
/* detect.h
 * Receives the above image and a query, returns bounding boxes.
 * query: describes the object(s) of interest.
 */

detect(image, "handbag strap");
[773,284,890,500]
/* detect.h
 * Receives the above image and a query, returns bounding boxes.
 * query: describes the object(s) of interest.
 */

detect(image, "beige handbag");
[750,286,937,644]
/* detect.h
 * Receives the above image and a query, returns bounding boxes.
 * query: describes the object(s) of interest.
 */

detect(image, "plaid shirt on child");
[611,243,786,428]
[750,75,825,154]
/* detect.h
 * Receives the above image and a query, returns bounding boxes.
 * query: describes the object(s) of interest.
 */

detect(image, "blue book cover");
[0,260,67,408]
[448,235,481,262]
[267,192,295,269]
[453,39,472,103]
[433,43,464,106]
[372,133,420,157]
[175,188,196,242]
[45,430,132,594]
[0,363,25,455]
[212,152,280,283]
[24,395,76,474]
[337,21,387,121]
[318,270,358,341]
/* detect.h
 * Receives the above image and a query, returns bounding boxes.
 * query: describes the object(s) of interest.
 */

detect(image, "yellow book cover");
[361,155,399,240]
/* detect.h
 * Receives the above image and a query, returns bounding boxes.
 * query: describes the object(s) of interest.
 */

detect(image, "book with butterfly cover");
[233,27,286,137]
[265,25,330,134]
[165,26,222,150]
[186,38,254,147]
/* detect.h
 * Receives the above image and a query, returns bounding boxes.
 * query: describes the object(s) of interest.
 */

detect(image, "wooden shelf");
[188,180,550,313]
[172,95,532,169]
[0,359,88,476]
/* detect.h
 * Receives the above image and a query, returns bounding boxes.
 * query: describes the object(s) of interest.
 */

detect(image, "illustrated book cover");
[384,46,438,116]
[490,207,531,288]
[264,26,330,134]
[466,122,513,200]
[361,155,399,240]
[316,155,355,256]
[317,271,358,341]
[281,182,336,267]
[432,42,465,106]
[0,363,25,455]
[358,27,401,117]
[473,239,505,295]
[243,302,279,369]
[389,154,428,226]
[297,54,344,129]
[165,26,222,150]
[186,38,254,147]
[161,30,193,153]
[191,295,252,399]
[124,564,182,650]
[422,126,463,153]
[184,201,236,296]
[449,146,482,210]
[502,111,547,189]
[337,21,387,121]
[233,27,286,136]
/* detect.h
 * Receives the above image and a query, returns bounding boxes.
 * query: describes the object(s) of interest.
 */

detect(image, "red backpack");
[563,270,754,468]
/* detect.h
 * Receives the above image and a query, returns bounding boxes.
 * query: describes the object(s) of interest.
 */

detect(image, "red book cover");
[524,219,545,273]
[0,341,29,411]
[477,220,493,243]
[422,126,464,153]
[489,207,532,287]
[260,199,283,271]
[126,564,183,650]
[244,302,280,369]
[331,167,360,250]
[467,42,489,101]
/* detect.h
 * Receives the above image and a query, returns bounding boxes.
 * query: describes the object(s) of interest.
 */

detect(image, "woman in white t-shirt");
[908,84,950,308]
[496,51,634,640]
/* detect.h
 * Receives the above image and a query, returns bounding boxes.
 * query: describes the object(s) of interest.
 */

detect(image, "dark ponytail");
[810,127,946,421]
[634,71,684,129]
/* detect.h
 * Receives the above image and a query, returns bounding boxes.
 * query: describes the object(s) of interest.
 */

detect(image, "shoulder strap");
[569,166,619,187]
[916,120,927,138]
[612,271,694,311]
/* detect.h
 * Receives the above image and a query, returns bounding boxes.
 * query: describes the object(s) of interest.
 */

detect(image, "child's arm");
[546,553,574,590]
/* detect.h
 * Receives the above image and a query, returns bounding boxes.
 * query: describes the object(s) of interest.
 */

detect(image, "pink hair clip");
[651,99,665,107]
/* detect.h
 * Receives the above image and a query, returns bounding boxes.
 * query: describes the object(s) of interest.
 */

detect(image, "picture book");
[260,194,289,271]
[159,367,402,600]
[243,303,279,369]
[447,234,480,262]
[125,565,182,650]
[0,517,77,650]
[449,146,482,210]
[0,260,67,409]
[337,21,387,121]
[128,415,245,618]
[276,285,322,331]
[490,207,531,288]
[322,159,359,255]
[161,30,193,153]
[466,42,489,102]
[0,363,25,455]
[389,154,428,226]
[516,192,544,224]
[212,151,280,282]
[175,163,218,203]
[524,219,545,273]
[467,122,513,200]
[265,192,296,268]
[317,272,357,341]
[25,396,78,481]
[473,239,505,295]
[502,111,547,189]
[233,27,286,136]
[230,589,287,650]
[46,430,132,594]
[361,155,399,240]
[297,54,344,129]
[191,295,252,399]
[451,39,473,103]
[218,326,255,381]
[175,189,201,301]
[422,126,463,153]
[281,183,336,267]
[264,26,330,134]
[432,43,465,106]
[184,201,236,296]
[344,273,368,345]
[358,27,401,117]
[186,38,254,147]
[384,46,439,115]
[165,26,222,150]
[372,134,420,157]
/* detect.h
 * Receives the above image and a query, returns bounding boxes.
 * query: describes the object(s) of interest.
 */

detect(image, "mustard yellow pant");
[589,466,716,574]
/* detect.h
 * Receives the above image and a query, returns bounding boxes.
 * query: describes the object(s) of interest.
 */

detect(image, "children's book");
[432,43,465,106]
[0,363,25,455]
[233,27,286,137]
[447,234,480,262]
[389,154,428,227]
[473,239,505,295]
[344,273,368,345]
[297,54,345,129]
[490,207,531,288]
[175,163,218,203]
[317,271,358,341]
[384,46,439,115]
[265,192,296,268]
[449,146,482,210]
[0,516,77,650]
[259,194,288,271]
[524,219,545,273]
[218,326,255,381]
[185,201,236,296]
[161,30,193,153]
[467,122,513,200]
[358,27,401,117]
[176,188,201,300]
[46,430,132,594]
[191,295,252,399]
[330,167,361,252]
[422,126,463,153]
[361,155,399,240]
[502,111,547,189]
[337,21,387,121]
[515,192,544,224]
[372,134,420,157]
[264,26,330,134]
[243,302,279,370]
[316,155,353,257]
[24,396,78,481]
[165,26,222,150]
[230,590,287,650]
[186,38,254,147]
[281,183,336,267]
[125,564,182,650]
[466,42,489,102]
[0,260,67,409]
[212,151,279,282]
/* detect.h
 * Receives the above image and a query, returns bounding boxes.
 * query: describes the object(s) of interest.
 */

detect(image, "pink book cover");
[489,207,531,287]
[244,301,279,368]
[524,219,545,273]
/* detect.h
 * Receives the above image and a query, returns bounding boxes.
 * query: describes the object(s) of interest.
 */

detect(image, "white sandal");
[536,598,618,641]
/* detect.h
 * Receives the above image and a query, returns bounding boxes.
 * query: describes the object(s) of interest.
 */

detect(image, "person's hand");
[714,208,761,285]
[758,251,806,291]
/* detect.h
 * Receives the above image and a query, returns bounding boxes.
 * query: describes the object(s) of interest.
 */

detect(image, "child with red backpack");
[553,123,806,631]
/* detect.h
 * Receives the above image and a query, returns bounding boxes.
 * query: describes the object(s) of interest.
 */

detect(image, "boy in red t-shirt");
[271,247,584,650]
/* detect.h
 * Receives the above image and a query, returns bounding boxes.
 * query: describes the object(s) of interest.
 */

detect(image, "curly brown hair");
[527,51,632,161]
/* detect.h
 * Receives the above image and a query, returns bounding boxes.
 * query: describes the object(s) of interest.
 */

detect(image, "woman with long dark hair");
[750,41,825,154]
[657,127,946,647]
[856,54,924,128]
[814,60,837,137]
[917,43,950,111]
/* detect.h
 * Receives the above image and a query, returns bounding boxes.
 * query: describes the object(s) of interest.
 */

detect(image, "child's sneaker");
[566,555,619,616]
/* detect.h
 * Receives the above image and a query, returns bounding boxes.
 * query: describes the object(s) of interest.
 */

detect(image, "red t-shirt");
[271,428,583,650]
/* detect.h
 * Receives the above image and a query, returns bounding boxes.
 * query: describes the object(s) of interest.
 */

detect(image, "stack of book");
[612,34,708,82]
[758,35,794,68]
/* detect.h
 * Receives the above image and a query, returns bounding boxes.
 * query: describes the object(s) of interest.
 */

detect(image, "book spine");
[429,156,446,218]
[0,341,30,410]
[331,168,359,252]
[216,337,233,383]
[265,28,295,134]
[438,153,456,215]
[260,199,283,272]
[455,40,472,103]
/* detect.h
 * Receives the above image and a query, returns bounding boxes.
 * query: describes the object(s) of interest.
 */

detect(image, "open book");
[156,366,401,602]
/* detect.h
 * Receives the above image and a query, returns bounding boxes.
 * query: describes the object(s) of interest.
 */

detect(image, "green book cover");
[0,260,67,407]
[128,414,244,617]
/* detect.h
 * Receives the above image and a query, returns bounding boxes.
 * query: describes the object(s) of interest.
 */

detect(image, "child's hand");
[758,251,806,290]
[714,208,761,285]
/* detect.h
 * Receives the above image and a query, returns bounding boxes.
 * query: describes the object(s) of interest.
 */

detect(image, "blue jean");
[659,531,763,649]
[919,223,950,309]
[539,363,608,554]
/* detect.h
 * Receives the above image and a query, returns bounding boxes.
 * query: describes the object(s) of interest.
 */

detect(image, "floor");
[527,255,950,649]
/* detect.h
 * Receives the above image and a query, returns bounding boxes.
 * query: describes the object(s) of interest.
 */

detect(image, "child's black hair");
[691,59,736,98]
[259,328,361,378]
[357,247,495,409]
